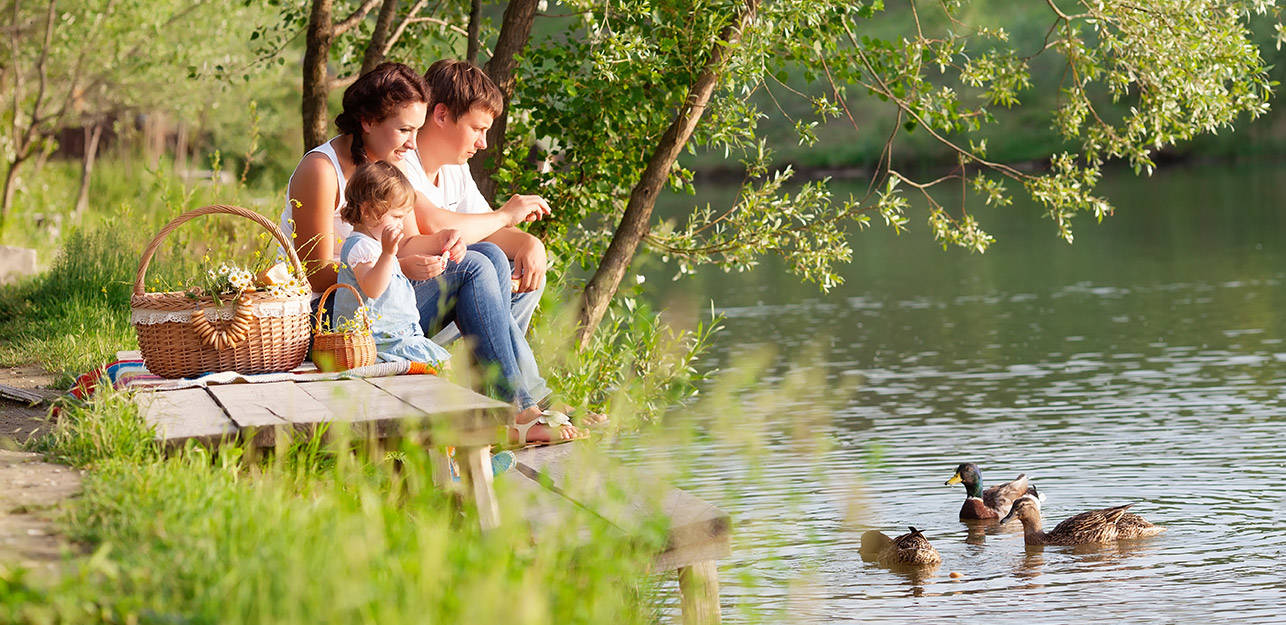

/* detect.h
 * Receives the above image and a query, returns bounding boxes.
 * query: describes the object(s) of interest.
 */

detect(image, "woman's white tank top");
[280,139,352,259]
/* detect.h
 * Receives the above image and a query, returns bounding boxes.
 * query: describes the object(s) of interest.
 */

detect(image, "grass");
[0,155,780,625]
[5,393,670,625]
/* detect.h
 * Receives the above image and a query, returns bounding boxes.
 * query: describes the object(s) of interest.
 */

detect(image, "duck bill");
[999,509,1016,524]
[945,472,963,486]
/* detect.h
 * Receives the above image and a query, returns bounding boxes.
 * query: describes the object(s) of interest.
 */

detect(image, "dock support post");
[457,445,501,531]
[678,560,721,625]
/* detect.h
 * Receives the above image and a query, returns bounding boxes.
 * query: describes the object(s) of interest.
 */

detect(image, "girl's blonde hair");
[340,161,416,225]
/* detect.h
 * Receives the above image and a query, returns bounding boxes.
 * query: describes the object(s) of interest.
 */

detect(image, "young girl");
[334,161,451,366]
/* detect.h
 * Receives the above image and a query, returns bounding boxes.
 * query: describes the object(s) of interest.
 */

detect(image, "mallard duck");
[999,497,1166,546]
[860,526,942,566]
[945,462,1043,520]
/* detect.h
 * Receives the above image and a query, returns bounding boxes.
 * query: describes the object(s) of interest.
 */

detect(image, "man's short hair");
[424,59,503,120]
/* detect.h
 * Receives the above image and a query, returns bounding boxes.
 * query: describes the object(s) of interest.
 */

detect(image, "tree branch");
[360,0,399,74]
[334,0,382,35]
[381,0,428,55]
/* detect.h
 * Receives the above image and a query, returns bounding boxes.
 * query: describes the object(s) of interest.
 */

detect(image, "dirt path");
[0,365,83,577]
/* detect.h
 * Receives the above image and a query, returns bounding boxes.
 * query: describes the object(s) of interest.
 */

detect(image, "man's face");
[441,105,495,164]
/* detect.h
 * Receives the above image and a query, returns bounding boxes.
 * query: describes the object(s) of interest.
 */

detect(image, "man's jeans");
[429,242,550,404]
[415,243,548,408]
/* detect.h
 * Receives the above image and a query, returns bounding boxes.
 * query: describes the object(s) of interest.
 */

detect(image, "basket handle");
[315,282,372,333]
[133,204,307,296]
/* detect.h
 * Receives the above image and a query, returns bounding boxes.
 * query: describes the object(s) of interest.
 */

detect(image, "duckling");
[860,526,942,566]
[999,497,1166,546]
[945,462,1043,520]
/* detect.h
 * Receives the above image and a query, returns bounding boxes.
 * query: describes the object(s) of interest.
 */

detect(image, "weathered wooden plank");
[499,468,603,543]
[366,374,509,413]
[0,383,44,406]
[366,375,510,443]
[132,388,237,444]
[207,381,337,446]
[294,378,424,439]
[514,445,732,569]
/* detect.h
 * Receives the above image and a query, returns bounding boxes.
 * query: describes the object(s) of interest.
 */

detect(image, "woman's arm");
[286,154,341,292]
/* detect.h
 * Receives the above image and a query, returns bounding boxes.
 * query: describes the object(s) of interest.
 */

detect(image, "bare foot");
[509,406,585,445]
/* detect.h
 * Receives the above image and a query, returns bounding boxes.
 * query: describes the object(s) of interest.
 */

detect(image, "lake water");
[628,160,1286,623]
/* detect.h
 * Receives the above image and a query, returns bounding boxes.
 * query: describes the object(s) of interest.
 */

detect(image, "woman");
[282,62,580,444]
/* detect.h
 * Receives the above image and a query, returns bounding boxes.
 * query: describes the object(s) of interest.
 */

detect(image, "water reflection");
[635,162,1286,623]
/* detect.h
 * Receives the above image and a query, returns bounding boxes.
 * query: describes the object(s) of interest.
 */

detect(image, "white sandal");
[509,410,586,447]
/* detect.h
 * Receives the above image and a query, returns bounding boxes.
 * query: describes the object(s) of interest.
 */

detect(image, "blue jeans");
[429,242,550,403]
[413,248,542,409]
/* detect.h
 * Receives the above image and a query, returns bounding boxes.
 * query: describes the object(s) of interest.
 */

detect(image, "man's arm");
[414,194,513,244]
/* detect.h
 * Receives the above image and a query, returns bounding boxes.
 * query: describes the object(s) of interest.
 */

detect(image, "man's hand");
[498,194,552,227]
[511,234,548,293]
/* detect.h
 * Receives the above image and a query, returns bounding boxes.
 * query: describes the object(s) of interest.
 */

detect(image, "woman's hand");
[420,254,448,280]
[426,228,466,261]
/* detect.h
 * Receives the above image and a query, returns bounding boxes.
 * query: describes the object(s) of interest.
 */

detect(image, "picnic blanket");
[71,353,436,400]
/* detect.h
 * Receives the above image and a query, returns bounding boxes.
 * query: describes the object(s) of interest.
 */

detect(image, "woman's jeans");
[413,244,548,409]
[427,242,550,403]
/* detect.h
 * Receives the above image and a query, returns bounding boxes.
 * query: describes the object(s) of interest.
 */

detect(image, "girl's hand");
[380,221,404,256]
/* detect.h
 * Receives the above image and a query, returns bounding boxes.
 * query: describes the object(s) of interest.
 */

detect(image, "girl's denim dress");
[333,232,450,366]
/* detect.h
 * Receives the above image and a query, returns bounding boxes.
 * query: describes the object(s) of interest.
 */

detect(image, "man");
[410,59,551,341]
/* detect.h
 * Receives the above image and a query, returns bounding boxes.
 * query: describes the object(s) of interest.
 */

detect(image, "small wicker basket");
[311,282,377,372]
[130,204,312,379]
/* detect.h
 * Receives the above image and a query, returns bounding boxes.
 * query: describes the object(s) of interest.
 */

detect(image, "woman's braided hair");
[333,62,430,165]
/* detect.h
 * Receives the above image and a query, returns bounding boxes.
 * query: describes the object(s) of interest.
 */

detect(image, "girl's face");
[362,204,412,233]
[361,101,428,162]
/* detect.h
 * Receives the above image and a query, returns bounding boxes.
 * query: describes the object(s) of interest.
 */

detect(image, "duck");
[999,497,1166,546]
[945,462,1043,520]
[859,526,942,566]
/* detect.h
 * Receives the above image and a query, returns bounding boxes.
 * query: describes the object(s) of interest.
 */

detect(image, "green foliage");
[531,282,724,422]
[486,0,1281,298]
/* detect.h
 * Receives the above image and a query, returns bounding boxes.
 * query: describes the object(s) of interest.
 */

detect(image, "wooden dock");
[129,370,731,623]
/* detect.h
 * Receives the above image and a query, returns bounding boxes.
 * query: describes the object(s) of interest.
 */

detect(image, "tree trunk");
[360,0,399,75]
[0,157,24,233]
[74,120,103,218]
[473,0,539,203]
[575,0,759,348]
[302,0,335,151]
[466,0,481,64]
[175,121,189,174]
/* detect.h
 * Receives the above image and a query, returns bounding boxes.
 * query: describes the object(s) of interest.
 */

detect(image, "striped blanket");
[71,354,436,400]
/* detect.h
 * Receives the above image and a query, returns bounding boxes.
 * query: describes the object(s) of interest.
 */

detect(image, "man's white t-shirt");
[404,150,491,214]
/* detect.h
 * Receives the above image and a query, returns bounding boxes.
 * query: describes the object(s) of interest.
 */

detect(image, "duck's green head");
[945,463,984,498]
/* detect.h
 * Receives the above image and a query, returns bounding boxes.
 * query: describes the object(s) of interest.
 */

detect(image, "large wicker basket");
[311,282,377,372]
[131,204,312,379]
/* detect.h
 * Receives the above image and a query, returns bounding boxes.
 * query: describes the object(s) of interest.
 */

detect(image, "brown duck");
[859,527,942,566]
[1000,497,1167,546]
[945,463,1043,520]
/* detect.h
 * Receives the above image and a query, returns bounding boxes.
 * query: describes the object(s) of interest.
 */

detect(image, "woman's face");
[361,101,428,162]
